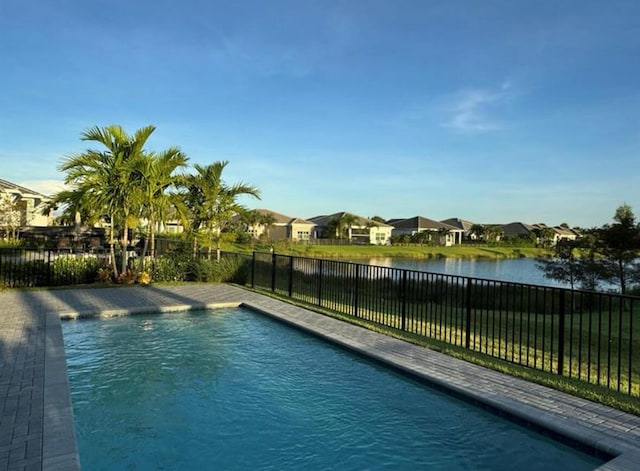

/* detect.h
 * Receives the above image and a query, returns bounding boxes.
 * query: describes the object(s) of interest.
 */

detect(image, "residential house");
[0,178,52,230]
[386,216,463,246]
[246,209,316,242]
[500,222,534,239]
[552,225,581,242]
[501,222,581,246]
[440,217,477,240]
[308,212,392,245]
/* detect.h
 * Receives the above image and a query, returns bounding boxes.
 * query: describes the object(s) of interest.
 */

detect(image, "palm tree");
[259,211,277,242]
[241,209,263,241]
[469,224,485,241]
[57,124,156,278]
[135,147,188,265]
[179,161,260,260]
[437,227,451,246]
[340,212,358,240]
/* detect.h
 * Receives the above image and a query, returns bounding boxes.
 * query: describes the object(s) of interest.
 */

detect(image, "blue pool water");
[62,308,602,470]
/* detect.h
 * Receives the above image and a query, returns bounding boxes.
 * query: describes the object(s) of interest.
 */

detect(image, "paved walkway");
[0,284,638,470]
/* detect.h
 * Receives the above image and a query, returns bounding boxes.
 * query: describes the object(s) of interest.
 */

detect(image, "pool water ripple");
[63,308,602,471]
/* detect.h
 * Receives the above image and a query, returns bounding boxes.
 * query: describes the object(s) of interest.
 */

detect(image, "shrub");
[51,255,103,285]
[150,254,192,282]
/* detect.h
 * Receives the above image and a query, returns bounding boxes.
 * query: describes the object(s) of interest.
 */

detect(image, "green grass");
[226,243,547,260]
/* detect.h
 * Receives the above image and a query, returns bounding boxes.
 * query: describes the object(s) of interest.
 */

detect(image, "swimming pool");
[62,307,603,470]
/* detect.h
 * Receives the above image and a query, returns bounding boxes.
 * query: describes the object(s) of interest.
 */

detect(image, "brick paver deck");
[0,284,638,470]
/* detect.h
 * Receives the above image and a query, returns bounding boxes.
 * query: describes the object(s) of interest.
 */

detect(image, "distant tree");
[241,210,262,240]
[437,227,451,246]
[538,206,640,294]
[0,194,21,240]
[532,226,557,248]
[469,224,485,240]
[537,236,603,291]
[259,212,277,241]
[370,215,385,223]
[411,231,432,245]
[484,225,503,243]
[597,204,640,294]
[340,213,358,239]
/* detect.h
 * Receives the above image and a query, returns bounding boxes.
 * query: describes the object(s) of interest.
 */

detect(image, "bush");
[149,253,250,284]
[51,255,103,285]
[150,254,192,282]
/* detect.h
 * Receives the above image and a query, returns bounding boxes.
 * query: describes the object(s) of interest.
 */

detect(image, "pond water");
[347,257,565,287]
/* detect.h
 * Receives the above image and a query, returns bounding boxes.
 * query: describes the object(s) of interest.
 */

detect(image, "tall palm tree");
[57,124,156,277]
[259,211,277,242]
[135,147,188,266]
[179,161,260,260]
[340,212,358,240]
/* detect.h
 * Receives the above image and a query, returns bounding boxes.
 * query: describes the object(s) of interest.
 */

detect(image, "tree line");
[537,204,640,295]
[51,124,260,281]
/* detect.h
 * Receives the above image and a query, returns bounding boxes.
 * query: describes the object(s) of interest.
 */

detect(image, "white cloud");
[442,82,514,133]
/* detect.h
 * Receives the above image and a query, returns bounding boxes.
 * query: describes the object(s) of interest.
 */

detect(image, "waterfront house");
[246,209,316,242]
[308,212,393,245]
[500,222,534,239]
[440,217,477,240]
[386,216,463,246]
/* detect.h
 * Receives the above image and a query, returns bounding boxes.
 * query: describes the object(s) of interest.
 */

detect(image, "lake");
[346,257,564,287]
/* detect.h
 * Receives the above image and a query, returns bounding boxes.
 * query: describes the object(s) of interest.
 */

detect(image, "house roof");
[386,216,462,232]
[440,218,476,231]
[552,225,581,237]
[501,222,534,236]
[0,178,51,199]
[254,209,315,226]
[308,212,392,228]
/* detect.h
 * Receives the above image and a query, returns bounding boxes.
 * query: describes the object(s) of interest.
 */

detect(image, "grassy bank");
[229,243,548,260]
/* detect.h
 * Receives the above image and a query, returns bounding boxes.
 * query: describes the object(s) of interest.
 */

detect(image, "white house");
[308,212,393,245]
[0,178,52,230]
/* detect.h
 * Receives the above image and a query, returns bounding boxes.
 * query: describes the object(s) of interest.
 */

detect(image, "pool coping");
[1,284,639,470]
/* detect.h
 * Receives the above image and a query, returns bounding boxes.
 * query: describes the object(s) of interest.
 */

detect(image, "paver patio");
[0,284,638,470]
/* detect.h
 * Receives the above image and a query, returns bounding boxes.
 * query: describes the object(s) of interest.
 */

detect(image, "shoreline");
[237,244,549,260]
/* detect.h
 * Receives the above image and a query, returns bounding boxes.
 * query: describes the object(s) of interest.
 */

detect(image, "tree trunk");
[109,215,119,280]
[121,220,129,275]
[150,221,156,259]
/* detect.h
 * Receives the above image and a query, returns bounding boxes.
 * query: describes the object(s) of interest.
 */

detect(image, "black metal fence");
[0,247,110,287]
[245,252,639,397]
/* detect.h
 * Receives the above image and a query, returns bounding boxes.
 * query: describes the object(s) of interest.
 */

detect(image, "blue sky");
[1,0,639,228]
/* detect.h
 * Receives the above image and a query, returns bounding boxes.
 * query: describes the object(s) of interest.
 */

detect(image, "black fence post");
[557,289,566,376]
[354,264,360,318]
[401,270,407,331]
[47,250,52,286]
[317,259,323,306]
[288,255,294,298]
[465,278,473,349]
[251,252,256,288]
[270,252,276,293]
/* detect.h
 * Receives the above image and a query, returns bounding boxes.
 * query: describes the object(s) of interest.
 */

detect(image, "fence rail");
[243,251,639,397]
[0,247,112,287]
